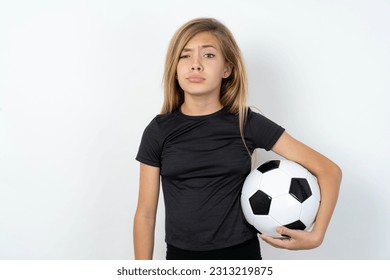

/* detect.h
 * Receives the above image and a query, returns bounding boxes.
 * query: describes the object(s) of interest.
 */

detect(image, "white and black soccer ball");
[241,159,321,238]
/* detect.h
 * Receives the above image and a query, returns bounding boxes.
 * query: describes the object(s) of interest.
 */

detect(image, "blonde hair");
[161,18,249,152]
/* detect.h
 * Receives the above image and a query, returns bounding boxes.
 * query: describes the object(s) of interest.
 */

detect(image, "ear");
[222,63,232,79]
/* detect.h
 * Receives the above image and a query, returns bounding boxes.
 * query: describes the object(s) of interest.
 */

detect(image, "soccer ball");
[241,159,321,238]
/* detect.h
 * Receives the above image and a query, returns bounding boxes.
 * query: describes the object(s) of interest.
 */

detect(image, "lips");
[187,75,205,83]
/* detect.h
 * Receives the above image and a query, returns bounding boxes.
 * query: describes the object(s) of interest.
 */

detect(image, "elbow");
[324,161,343,187]
[333,163,343,185]
[315,159,342,186]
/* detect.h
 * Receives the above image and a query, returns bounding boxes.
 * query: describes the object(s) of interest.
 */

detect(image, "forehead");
[183,31,220,49]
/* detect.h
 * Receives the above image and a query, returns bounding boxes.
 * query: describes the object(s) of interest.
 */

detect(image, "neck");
[180,97,223,116]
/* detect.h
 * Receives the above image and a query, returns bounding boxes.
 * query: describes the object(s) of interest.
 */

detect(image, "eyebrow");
[181,44,217,52]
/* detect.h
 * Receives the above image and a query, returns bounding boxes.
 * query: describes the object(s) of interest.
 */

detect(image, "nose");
[190,54,203,71]
[191,65,202,71]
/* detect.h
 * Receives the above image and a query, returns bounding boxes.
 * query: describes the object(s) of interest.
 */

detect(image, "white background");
[0,0,389,260]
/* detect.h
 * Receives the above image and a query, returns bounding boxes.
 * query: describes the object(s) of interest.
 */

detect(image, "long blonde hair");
[161,18,249,151]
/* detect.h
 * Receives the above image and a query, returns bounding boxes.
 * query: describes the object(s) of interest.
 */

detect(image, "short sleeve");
[246,109,285,151]
[136,118,162,167]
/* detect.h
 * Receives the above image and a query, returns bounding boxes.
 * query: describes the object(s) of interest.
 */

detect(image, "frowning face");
[176,32,231,100]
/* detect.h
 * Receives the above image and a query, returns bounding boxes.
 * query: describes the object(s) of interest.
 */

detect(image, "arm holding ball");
[260,131,342,250]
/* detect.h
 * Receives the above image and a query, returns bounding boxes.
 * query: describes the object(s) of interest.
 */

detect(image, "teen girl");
[134,18,342,260]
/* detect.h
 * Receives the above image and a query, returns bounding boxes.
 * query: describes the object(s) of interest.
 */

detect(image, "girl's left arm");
[260,131,342,250]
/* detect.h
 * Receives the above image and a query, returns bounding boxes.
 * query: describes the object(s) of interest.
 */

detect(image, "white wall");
[0,0,389,260]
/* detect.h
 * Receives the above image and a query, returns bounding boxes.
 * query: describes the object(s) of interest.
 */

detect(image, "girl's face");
[176,32,230,100]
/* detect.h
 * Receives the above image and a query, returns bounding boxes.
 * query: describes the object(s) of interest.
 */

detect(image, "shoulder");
[147,110,178,127]
[142,110,180,136]
[246,107,271,123]
[137,112,179,163]
[245,107,285,148]
[245,107,285,129]
[155,111,178,124]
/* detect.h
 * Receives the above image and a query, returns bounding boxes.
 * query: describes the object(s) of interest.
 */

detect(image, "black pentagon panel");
[257,160,280,173]
[284,220,306,231]
[249,190,272,215]
[289,178,312,203]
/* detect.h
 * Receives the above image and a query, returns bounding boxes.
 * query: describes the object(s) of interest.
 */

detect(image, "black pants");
[166,237,262,260]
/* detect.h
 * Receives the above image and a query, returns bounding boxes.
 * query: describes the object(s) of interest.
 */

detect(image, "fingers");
[276,226,294,239]
[260,234,295,249]
[259,226,320,250]
[259,227,298,250]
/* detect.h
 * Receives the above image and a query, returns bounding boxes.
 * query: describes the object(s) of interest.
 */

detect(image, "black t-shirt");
[136,107,285,251]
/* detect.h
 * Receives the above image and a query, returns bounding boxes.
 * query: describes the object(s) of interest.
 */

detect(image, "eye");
[204,53,215,58]
[179,54,190,59]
